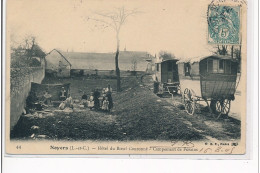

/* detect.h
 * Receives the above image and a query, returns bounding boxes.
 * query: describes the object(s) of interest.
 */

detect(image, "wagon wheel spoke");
[214,99,231,118]
[186,102,192,114]
[213,100,223,119]
[187,103,191,112]
[215,101,222,113]
[215,112,222,119]
[185,100,194,115]
[221,99,231,115]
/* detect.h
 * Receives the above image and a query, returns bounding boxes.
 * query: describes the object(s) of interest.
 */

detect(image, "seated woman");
[59,95,73,110]
[58,101,66,110]
[87,92,95,110]
[81,92,88,108]
[81,92,88,100]
[26,91,38,109]
[43,90,52,105]
[65,96,74,109]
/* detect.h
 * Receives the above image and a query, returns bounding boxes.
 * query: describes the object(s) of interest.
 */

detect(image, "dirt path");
[141,75,241,141]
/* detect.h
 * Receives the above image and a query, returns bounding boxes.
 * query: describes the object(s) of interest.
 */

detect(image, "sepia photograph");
[5,0,247,155]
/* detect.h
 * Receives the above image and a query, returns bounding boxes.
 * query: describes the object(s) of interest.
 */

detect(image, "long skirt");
[106,93,113,110]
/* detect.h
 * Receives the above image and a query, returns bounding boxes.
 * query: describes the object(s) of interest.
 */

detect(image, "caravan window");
[207,59,213,72]
[207,59,232,74]
[213,59,218,73]
[168,62,173,71]
[219,60,224,69]
[156,64,160,72]
[218,60,224,73]
[184,63,191,76]
[225,61,231,74]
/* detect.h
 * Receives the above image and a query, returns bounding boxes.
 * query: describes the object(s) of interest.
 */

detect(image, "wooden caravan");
[177,55,239,117]
[154,57,179,96]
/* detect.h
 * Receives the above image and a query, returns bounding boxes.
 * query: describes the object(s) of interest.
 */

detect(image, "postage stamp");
[208,5,241,44]
[4,0,247,156]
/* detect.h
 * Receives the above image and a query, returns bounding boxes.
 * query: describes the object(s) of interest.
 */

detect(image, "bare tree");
[89,7,140,91]
[131,57,138,75]
[24,36,36,59]
[234,45,242,72]
[159,51,175,59]
[214,45,228,55]
[11,35,45,67]
[213,44,242,72]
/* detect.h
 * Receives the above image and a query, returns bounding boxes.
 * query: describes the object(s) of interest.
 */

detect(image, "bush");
[11,54,42,68]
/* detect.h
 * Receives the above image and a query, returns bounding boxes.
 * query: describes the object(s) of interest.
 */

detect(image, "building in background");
[45,49,72,77]
[63,51,153,76]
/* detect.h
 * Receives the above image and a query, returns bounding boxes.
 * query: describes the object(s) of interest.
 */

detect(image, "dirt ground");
[11,74,241,141]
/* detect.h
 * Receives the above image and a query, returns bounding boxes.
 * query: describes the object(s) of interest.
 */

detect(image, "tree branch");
[88,16,117,31]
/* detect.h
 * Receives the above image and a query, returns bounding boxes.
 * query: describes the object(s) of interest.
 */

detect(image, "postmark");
[208,5,240,44]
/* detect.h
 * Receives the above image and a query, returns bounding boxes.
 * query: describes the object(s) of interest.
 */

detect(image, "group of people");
[26,85,113,113]
[81,85,113,112]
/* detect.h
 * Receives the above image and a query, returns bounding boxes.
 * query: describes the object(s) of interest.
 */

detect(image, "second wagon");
[177,55,239,118]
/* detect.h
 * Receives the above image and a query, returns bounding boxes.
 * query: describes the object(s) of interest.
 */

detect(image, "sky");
[8,0,215,58]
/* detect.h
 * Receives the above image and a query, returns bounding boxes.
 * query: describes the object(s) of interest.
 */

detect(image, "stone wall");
[10,67,45,129]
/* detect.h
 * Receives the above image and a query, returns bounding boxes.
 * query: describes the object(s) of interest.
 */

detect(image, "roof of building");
[46,49,72,66]
[60,51,153,71]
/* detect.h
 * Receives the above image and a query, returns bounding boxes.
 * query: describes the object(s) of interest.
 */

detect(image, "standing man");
[93,89,100,110]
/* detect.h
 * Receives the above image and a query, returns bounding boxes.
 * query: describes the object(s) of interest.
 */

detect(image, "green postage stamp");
[208,5,240,44]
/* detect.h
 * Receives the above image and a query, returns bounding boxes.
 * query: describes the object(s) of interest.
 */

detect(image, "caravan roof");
[177,55,237,64]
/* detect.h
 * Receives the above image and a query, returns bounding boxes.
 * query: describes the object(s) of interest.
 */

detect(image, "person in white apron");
[101,97,109,111]
[87,92,95,110]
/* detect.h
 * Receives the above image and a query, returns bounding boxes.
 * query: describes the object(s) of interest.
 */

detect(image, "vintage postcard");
[5,0,247,155]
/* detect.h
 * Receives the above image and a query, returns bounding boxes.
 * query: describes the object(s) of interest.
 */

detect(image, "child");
[81,92,88,108]
[43,90,52,105]
[101,97,109,111]
[87,92,95,110]
[99,89,106,107]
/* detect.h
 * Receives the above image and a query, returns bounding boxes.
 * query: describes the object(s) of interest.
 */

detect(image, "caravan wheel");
[215,99,231,115]
[183,88,195,115]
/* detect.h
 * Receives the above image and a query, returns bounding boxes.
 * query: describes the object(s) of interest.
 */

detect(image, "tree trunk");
[115,36,121,92]
[239,45,242,72]
[231,45,234,59]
